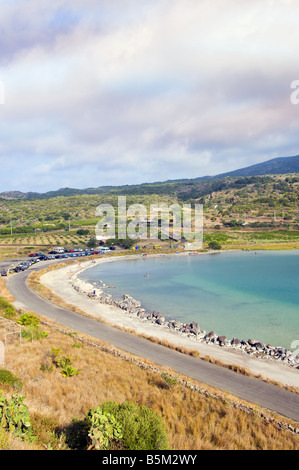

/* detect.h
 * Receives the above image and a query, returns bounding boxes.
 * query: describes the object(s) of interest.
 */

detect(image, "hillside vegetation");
[0,174,298,259]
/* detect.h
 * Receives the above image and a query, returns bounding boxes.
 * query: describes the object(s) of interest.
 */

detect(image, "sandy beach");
[40,254,299,388]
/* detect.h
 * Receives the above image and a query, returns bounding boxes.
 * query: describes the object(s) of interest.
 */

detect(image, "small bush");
[208,240,222,250]
[161,373,177,388]
[60,366,80,378]
[86,407,123,450]
[0,392,32,439]
[18,313,48,341]
[100,401,169,450]
[17,313,40,328]
[0,369,22,392]
[0,298,17,319]
[53,354,73,369]
[50,347,80,378]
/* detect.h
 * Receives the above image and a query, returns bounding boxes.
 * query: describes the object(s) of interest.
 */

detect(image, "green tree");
[87,236,98,248]
[119,237,135,249]
[77,229,89,236]
[208,240,222,250]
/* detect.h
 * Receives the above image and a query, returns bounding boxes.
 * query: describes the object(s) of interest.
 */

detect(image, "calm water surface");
[79,251,299,350]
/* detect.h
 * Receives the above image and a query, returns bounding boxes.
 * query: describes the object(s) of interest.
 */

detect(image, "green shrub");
[53,354,72,369]
[161,373,177,388]
[0,370,22,392]
[21,326,48,341]
[0,298,17,319]
[17,313,48,341]
[86,407,123,450]
[17,313,40,327]
[60,365,80,378]
[50,347,80,378]
[76,229,89,236]
[100,401,169,450]
[0,392,32,439]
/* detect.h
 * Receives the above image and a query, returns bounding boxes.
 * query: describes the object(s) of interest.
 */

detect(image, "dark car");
[1,270,7,276]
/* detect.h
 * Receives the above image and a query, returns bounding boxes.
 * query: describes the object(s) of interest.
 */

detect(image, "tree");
[120,237,135,249]
[208,240,222,250]
[87,236,98,248]
[77,229,89,236]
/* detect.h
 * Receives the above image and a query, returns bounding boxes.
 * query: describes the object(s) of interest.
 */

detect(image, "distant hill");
[213,154,299,179]
[1,154,298,200]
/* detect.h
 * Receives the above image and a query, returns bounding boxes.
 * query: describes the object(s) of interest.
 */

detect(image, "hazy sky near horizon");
[0,0,299,192]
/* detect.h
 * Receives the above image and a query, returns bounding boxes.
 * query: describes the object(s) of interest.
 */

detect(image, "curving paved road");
[3,259,299,422]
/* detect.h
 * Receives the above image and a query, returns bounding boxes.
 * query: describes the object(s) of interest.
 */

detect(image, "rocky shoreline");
[71,273,299,370]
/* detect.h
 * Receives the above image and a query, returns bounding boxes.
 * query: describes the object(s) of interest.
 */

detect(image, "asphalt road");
[3,259,299,422]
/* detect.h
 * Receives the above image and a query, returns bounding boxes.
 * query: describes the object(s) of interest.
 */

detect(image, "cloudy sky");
[0,0,299,192]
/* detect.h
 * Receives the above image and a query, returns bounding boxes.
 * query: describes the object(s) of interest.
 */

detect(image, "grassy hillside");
[0,173,298,259]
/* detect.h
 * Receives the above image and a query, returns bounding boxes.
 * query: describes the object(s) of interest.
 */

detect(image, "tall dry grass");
[2,321,298,450]
[0,276,15,303]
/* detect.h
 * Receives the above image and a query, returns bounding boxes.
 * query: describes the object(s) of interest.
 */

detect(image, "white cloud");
[0,0,298,191]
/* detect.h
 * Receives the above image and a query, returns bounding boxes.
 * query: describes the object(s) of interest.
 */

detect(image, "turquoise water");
[79,251,299,350]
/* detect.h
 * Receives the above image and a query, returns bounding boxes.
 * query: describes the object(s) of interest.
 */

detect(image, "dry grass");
[1,321,299,451]
[222,241,299,251]
[0,277,15,303]
[27,264,91,319]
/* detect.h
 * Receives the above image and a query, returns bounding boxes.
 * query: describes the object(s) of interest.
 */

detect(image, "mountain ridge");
[1,154,299,200]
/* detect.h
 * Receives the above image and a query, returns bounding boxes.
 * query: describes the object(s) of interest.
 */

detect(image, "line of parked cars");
[28,247,112,262]
[1,247,113,276]
[1,257,41,276]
